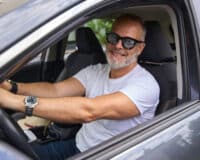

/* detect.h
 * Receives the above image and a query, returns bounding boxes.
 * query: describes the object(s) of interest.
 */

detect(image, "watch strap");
[25,106,33,116]
[24,96,38,116]
[8,80,18,94]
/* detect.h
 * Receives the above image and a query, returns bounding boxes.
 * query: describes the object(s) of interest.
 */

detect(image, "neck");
[110,62,137,78]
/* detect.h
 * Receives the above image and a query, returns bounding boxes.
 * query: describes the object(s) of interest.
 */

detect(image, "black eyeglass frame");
[106,32,144,50]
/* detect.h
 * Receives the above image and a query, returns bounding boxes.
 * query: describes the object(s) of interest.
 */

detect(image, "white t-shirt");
[74,63,160,152]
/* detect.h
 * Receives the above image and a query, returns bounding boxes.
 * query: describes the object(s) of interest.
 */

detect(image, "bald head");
[112,14,146,41]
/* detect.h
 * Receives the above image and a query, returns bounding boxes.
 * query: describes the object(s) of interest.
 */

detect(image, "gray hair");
[114,14,146,41]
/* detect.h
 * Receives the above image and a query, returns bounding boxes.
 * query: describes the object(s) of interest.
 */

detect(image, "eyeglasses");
[106,32,144,50]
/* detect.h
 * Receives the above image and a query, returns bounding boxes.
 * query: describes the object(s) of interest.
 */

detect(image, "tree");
[85,19,114,45]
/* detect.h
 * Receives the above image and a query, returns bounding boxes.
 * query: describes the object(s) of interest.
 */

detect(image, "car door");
[68,0,200,159]
[0,0,81,83]
[69,101,200,160]
[0,0,199,159]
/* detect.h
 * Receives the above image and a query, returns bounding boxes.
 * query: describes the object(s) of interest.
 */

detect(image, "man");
[0,14,160,159]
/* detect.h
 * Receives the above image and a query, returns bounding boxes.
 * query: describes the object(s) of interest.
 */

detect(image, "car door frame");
[0,0,200,158]
[68,100,200,160]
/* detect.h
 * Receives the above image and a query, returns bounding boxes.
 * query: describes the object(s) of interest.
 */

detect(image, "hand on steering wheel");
[0,108,39,159]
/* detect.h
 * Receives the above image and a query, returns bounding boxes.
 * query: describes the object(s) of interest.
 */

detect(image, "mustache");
[107,48,128,56]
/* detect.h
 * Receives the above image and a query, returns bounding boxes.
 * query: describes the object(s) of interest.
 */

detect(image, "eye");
[123,38,135,48]
[107,33,119,44]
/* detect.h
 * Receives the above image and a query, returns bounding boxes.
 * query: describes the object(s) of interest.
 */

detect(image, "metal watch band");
[8,80,18,94]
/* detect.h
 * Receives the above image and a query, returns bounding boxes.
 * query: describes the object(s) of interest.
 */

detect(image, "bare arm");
[0,77,85,97]
[0,88,140,123]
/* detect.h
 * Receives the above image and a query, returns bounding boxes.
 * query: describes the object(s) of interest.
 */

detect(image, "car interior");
[5,3,185,157]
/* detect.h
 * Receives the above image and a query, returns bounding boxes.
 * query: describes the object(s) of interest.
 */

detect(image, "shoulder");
[81,63,109,75]
[120,65,160,116]
[137,65,159,85]
[128,65,158,86]
[73,63,109,84]
[73,63,109,91]
[85,63,109,71]
[124,64,160,97]
[138,65,160,99]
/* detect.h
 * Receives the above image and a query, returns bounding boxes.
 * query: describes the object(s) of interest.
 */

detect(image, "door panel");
[111,105,200,160]
[70,101,200,160]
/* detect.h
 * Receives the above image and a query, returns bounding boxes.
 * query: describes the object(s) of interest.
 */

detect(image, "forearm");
[33,93,139,123]
[33,97,94,123]
[0,78,85,98]
[0,87,92,123]
[0,80,58,97]
[0,85,93,124]
[0,89,25,112]
[0,89,140,124]
[18,82,58,97]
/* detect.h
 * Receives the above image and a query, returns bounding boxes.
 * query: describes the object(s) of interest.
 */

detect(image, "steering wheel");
[0,108,39,159]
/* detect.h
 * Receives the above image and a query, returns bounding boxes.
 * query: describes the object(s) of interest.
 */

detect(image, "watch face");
[25,96,38,107]
[27,96,37,104]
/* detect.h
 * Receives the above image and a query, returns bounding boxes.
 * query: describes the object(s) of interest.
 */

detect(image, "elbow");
[82,112,97,123]
[81,99,99,123]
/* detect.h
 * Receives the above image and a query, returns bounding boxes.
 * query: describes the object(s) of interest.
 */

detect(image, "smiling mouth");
[111,50,127,57]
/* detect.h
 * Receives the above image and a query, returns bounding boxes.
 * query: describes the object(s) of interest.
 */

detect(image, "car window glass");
[26,51,44,66]
[65,31,76,56]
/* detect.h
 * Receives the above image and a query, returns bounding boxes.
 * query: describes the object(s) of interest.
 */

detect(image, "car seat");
[139,21,177,115]
[57,27,107,81]
[13,27,107,140]
[49,27,107,139]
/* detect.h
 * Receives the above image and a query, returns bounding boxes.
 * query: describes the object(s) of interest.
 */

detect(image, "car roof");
[0,0,28,16]
[0,0,82,53]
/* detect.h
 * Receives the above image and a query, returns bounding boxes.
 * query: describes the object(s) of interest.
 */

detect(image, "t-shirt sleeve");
[73,64,102,89]
[120,80,160,116]
[73,66,90,89]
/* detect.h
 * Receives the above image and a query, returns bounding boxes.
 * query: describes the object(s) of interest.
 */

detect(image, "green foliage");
[85,19,114,45]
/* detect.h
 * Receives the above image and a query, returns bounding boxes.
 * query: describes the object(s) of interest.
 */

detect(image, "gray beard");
[106,51,139,69]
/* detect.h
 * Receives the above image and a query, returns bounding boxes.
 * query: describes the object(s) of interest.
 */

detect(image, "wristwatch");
[24,96,38,116]
[7,79,18,94]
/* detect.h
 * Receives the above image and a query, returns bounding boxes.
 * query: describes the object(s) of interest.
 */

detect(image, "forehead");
[112,19,143,38]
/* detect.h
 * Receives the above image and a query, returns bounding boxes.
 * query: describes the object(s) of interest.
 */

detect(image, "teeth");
[110,50,126,56]
[114,51,122,55]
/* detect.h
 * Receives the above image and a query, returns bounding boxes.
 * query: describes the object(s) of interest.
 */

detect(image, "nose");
[115,39,123,49]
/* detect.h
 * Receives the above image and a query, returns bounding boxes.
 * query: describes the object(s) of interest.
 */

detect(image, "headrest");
[76,27,104,54]
[139,21,174,62]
